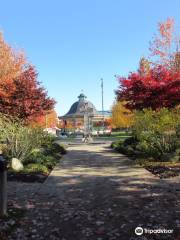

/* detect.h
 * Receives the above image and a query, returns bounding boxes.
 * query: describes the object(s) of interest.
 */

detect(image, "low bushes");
[23,163,49,174]
[19,140,66,174]
[26,141,66,171]
[42,142,67,156]
[111,108,180,162]
[133,108,180,160]
[0,113,66,174]
[0,114,47,162]
[111,137,143,158]
[27,150,57,170]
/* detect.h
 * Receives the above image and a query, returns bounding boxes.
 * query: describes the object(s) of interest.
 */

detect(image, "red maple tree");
[116,66,180,110]
[0,65,56,122]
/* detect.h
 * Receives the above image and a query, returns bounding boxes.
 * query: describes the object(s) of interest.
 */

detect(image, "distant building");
[43,127,60,136]
[59,93,111,129]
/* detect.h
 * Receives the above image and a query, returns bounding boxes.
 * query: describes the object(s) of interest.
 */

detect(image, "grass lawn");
[94,131,132,141]
[57,131,132,143]
[111,131,132,136]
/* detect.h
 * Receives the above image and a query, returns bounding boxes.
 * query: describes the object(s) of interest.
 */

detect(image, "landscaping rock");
[11,158,24,171]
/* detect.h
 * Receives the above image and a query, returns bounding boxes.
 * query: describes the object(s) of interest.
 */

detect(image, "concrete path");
[9,143,180,240]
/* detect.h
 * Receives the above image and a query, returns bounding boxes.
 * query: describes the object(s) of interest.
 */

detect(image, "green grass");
[94,136,130,141]
[111,131,132,136]
[57,131,132,143]
[95,131,132,140]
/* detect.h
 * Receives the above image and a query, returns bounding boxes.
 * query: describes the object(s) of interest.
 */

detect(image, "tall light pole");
[101,78,104,128]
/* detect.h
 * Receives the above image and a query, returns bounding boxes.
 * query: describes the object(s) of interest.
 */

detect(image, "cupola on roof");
[64,93,97,116]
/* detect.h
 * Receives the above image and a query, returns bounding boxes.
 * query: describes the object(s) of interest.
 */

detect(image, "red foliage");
[94,118,112,127]
[0,65,56,122]
[116,66,180,110]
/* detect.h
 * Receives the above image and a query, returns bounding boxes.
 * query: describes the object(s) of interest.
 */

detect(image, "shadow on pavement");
[7,144,180,240]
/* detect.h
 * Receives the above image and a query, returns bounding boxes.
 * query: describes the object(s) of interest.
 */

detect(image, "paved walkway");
[9,144,180,240]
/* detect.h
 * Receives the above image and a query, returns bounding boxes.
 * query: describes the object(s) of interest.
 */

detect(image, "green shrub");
[24,163,49,174]
[111,139,124,149]
[41,133,56,147]
[27,150,47,163]
[0,113,67,174]
[0,113,62,166]
[111,138,137,156]
[0,114,47,162]
[53,142,67,155]
[42,156,57,169]
[27,149,59,169]
[133,108,180,160]
[43,142,66,156]
[27,141,67,170]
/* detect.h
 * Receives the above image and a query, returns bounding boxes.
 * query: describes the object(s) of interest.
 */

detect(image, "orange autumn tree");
[0,33,55,123]
[31,109,59,128]
[0,32,25,95]
[0,64,55,122]
[111,101,133,129]
[45,110,59,128]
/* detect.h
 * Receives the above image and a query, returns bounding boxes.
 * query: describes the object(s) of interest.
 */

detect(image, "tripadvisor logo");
[135,227,143,235]
[135,226,173,236]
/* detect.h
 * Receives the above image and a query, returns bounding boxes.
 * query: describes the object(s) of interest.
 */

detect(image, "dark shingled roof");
[64,93,97,116]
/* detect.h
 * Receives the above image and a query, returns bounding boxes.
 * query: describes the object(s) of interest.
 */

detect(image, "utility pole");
[101,78,104,128]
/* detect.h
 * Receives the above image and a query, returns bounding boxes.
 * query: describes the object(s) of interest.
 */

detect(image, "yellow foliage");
[45,109,58,128]
[111,101,133,129]
[30,109,58,128]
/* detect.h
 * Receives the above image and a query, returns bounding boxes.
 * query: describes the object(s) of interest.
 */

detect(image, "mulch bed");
[7,171,49,183]
[0,205,25,240]
[146,165,180,178]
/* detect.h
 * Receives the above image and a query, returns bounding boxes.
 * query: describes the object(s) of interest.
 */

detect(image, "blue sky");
[0,0,180,115]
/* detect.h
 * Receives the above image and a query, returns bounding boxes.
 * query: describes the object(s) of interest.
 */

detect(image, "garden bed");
[7,171,49,183]
[139,161,180,179]
[111,137,180,179]
[146,165,180,178]
[6,140,67,183]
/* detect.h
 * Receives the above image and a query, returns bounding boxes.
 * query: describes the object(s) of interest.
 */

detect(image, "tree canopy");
[111,101,133,128]
[0,33,55,123]
[116,66,180,110]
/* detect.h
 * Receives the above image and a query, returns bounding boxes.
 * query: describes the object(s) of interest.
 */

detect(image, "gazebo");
[59,93,107,130]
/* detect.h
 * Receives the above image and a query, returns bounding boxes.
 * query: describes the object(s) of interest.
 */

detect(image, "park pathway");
[9,143,180,240]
